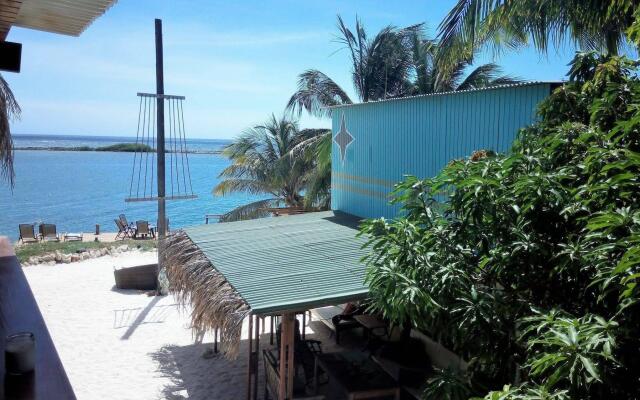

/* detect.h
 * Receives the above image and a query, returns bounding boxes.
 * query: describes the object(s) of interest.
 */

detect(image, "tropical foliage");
[288,16,518,118]
[287,16,421,117]
[360,52,640,399]
[0,73,20,186]
[410,31,519,94]
[290,130,332,209]
[437,0,640,64]
[214,114,329,221]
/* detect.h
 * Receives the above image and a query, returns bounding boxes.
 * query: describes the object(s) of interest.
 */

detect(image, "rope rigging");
[125,92,197,202]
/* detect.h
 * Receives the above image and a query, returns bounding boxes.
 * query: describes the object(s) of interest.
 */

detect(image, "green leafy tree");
[437,0,640,64]
[360,52,640,399]
[214,114,326,221]
[0,73,20,186]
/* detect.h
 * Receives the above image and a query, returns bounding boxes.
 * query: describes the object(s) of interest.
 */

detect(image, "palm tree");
[214,114,326,222]
[290,130,332,209]
[287,15,422,118]
[410,31,520,94]
[0,73,20,186]
[288,16,520,117]
[437,0,639,64]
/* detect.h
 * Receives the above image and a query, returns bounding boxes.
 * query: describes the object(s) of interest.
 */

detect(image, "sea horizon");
[13,133,234,141]
[12,133,233,153]
[1,135,265,240]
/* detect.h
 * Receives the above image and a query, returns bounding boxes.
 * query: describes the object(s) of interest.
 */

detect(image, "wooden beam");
[0,0,22,41]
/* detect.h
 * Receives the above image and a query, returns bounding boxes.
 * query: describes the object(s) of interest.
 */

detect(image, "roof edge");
[164,230,250,360]
[328,81,563,110]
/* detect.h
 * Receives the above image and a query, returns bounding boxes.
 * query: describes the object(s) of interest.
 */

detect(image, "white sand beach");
[23,251,290,400]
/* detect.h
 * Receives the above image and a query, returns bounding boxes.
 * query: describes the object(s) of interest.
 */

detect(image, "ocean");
[0,134,267,239]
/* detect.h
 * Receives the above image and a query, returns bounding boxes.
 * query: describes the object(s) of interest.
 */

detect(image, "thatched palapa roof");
[163,211,370,359]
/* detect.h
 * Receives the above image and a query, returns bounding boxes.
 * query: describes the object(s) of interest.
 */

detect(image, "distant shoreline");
[14,144,223,155]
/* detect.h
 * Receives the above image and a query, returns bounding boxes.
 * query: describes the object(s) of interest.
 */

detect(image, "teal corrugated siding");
[183,211,369,315]
[331,83,553,219]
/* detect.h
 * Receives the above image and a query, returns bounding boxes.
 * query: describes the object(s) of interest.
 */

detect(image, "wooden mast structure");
[155,18,167,244]
[125,19,196,291]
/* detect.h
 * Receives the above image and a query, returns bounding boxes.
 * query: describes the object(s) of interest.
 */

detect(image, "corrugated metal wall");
[331,83,553,219]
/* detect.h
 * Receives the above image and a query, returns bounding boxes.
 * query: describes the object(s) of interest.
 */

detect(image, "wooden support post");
[302,312,306,340]
[253,316,260,400]
[214,327,218,353]
[278,313,295,400]
[270,316,274,345]
[285,314,295,400]
[246,315,253,400]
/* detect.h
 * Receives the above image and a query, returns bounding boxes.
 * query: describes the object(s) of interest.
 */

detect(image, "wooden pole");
[270,316,274,345]
[253,317,260,400]
[278,314,288,400]
[155,19,167,281]
[278,313,295,400]
[246,315,254,400]
[285,314,295,400]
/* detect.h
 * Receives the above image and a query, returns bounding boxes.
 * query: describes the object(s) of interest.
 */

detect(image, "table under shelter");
[164,211,372,400]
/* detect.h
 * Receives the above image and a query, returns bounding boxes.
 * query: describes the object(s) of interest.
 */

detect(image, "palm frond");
[302,134,332,209]
[213,178,276,197]
[288,129,331,157]
[456,62,523,90]
[437,0,634,60]
[0,74,20,187]
[219,198,278,222]
[286,70,352,118]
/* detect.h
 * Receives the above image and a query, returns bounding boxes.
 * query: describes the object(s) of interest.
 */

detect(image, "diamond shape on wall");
[334,113,354,164]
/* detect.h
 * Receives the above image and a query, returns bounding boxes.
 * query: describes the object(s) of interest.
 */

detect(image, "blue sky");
[5,0,580,139]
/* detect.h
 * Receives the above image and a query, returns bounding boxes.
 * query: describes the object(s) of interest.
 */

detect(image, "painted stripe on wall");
[332,182,389,200]
[333,171,396,189]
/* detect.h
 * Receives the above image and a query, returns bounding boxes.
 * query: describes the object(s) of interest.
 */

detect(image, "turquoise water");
[0,135,267,239]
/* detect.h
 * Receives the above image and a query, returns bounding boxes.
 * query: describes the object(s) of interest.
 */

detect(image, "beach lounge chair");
[119,214,133,230]
[39,224,60,242]
[134,220,153,239]
[262,349,325,400]
[18,224,39,244]
[115,219,132,240]
[63,232,83,242]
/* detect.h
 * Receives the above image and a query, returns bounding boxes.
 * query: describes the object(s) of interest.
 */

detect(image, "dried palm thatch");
[163,230,250,359]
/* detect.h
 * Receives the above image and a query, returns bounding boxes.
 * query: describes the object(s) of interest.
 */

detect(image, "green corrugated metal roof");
[182,211,369,315]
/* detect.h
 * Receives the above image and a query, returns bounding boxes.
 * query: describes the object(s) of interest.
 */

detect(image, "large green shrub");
[360,52,640,399]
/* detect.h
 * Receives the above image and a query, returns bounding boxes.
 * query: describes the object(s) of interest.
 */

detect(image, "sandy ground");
[23,250,344,400]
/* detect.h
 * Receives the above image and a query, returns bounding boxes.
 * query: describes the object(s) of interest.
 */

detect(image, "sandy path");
[23,251,267,400]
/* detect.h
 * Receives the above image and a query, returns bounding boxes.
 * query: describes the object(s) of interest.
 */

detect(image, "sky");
[4,0,581,139]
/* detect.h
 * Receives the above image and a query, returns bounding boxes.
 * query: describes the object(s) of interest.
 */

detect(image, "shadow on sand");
[149,321,359,400]
[150,339,262,400]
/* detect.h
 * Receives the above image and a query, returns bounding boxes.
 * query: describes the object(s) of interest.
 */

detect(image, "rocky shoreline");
[23,244,155,266]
